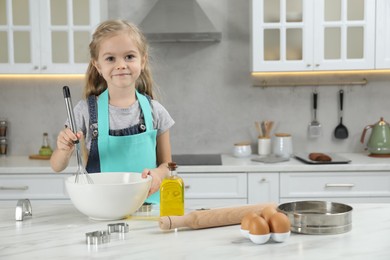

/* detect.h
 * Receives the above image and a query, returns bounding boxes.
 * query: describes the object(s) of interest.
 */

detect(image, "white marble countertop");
[1,153,390,174]
[1,203,389,259]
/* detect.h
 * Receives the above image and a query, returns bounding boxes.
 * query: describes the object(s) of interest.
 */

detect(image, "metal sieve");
[277,200,353,235]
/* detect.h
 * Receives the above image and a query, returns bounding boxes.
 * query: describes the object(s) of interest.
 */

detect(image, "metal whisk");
[63,86,93,184]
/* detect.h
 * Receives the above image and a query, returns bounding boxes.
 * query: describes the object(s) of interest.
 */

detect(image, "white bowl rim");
[65,172,152,186]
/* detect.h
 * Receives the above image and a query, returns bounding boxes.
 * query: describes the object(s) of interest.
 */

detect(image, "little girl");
[50,20,174,204]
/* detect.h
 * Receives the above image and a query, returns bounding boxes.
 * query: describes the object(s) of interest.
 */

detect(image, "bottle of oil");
[160,162,184,216]
[39,132,53,156]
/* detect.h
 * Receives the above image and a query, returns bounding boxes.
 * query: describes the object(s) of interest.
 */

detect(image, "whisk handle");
[63,86,79,144]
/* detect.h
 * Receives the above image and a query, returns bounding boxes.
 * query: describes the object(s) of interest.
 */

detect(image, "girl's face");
[93,33,145,91]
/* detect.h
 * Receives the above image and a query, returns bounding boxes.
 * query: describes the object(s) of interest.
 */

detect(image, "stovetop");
[172,154,222,166]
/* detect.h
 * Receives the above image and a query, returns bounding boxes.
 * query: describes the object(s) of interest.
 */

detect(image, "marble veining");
[0,203,390,259]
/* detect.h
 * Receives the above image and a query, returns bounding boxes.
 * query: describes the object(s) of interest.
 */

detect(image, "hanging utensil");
[334,90,349,139]
[308,91,322,138]
[63,86,93,184]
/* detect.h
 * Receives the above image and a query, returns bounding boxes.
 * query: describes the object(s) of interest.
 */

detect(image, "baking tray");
[277,201,353,235]
[294,153,351,164]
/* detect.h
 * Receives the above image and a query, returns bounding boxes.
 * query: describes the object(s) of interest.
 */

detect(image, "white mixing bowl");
[65,172,152,220]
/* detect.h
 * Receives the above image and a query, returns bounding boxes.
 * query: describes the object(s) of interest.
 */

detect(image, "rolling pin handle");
[159,215,188,230]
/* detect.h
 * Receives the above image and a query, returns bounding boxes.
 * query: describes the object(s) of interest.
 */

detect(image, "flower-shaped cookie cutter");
[85,223,129,245]
[86,230,110,245]
[15,199,32,221]
[107,223,130,234]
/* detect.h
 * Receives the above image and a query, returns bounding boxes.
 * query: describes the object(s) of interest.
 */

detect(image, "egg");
[240,212,259,238]
[248,216,271,244]
[249,216,270,235]
[269,212,291,233]
[241,212,259,230]
[260,206,277,222]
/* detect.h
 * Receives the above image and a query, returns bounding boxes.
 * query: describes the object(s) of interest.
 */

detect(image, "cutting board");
[29,154,51,160]
[294,153,351,164]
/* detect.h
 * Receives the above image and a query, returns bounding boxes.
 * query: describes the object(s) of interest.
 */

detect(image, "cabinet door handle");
[325,184,354,188]
[184,185,190,189]
[0,185,29,190]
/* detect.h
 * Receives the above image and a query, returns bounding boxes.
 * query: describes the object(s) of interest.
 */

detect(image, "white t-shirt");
[67,98,175,151]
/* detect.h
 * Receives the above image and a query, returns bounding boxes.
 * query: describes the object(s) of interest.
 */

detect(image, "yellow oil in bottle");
[160,162,184,216]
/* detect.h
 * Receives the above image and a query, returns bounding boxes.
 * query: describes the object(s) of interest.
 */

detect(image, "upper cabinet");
[251,0,377,72]
[376,0,390,69]
[0,0,106,74]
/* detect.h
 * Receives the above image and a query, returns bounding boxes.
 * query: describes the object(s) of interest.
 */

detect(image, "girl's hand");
[56,128,83,152]
[141,169,164,196]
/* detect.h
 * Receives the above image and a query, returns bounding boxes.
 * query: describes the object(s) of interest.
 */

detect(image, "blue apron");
[97,89,159,204]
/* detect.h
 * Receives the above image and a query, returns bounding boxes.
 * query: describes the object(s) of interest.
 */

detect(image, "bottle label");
[160,181,184,216]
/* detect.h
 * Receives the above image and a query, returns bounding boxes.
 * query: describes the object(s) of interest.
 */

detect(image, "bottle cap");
[168,162,177,170]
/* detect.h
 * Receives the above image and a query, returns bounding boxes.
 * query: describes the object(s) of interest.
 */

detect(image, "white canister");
[258,137,271,156]
[233,142,252,158]
[272,133,293,158]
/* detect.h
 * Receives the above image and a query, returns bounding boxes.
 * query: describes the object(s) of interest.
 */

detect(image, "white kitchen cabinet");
[0,0,106,74]
[0,174,71,203]
[280,171,390,203]
[248,172,279,204]
[181,173,248,209]
[375,0,390,69]
[251,0,376,72]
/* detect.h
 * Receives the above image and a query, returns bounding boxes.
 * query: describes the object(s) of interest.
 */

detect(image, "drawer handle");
[184,185,190,189]
[0,186,29,191]
[325,184,354,188]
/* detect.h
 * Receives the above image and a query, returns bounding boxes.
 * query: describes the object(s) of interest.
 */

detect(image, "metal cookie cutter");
[137,202,152,213]
[107,223,130,234]
[86,230,110,245]
[15,199,32,221]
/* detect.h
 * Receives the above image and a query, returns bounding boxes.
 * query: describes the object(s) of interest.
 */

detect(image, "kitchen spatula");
[334,90,349,139]
[308,91,322,138]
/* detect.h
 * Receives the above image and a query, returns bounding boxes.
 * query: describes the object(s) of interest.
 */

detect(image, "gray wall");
[0,0,389,156]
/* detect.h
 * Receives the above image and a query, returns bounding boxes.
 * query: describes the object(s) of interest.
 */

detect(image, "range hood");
[139,0,222,43]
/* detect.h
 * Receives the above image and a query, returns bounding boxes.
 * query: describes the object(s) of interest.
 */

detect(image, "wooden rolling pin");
[159,203,277,230]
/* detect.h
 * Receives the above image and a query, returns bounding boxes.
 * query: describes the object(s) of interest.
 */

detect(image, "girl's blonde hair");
[84,20,154,99]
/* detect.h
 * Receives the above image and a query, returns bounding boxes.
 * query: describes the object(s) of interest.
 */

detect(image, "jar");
[272,133,293,158]
[0,138,7,155]
[233,142,252,158]
[0,120,7,137]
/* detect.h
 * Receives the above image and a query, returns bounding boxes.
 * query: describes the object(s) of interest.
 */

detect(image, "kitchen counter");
[1,203,389,259]
[1,153,390,174]
[0,153,390,174]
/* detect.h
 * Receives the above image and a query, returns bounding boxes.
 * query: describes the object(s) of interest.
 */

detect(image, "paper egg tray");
[277,201,353,235]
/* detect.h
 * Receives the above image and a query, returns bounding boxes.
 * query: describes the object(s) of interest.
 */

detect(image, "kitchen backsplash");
[1,0,389,156]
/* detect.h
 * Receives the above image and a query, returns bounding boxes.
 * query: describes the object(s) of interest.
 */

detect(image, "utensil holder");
[258,138,271,156]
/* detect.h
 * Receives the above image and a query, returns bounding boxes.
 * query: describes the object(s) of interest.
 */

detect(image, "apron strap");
[135,90,153,131]
[97,89,110,137]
